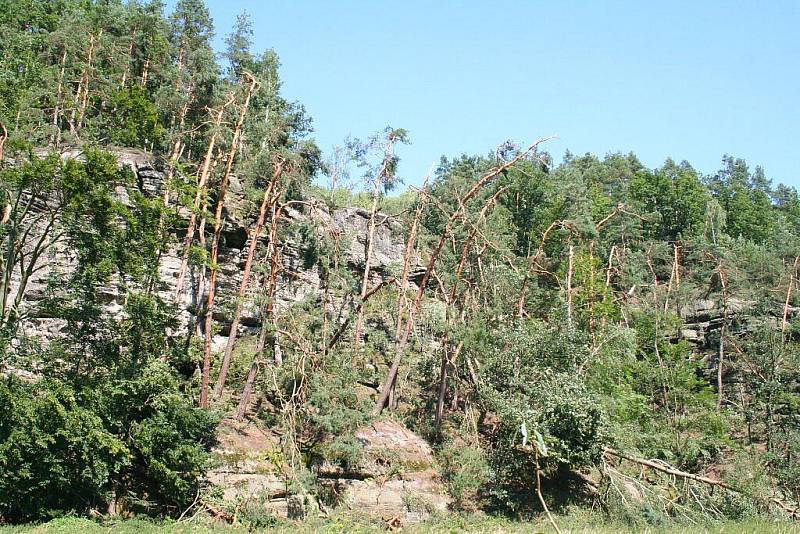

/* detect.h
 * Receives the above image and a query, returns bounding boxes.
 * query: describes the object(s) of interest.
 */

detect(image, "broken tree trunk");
[0,122,6,164]
[76,31,101,134]
[51,48,67,147]
[373,138,551,415]
[235,306,270,421]
[214,158,285,398]
[434,187,504,429]
[353,135,398,350]
[174,94,234,302]
[234,198,294,419]
[120,28,137,88]
[566,242,574,326]
[200,74,258,408]
[782,256,799,333]
[716,261,729,409]
[603,447,799,518]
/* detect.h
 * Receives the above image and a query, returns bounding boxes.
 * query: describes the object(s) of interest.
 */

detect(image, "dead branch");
[604,448,799,519]
[373,136,553,415]
[200,74,258,408]
[782,256,799,333]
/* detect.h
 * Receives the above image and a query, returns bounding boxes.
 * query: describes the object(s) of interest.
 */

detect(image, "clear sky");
[194,0,799,189]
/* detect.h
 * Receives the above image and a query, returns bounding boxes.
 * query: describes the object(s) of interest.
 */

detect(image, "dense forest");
[1,1,799,531]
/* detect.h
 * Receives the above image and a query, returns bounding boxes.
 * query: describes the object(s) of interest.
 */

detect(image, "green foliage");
[302,360,371,470]
[458,320,606,510]
[2,0,800,527]
[101,86,164,149]
[437,444,490,511]
[0,153,216,522]
[0,378,127,522]
[629,158,709,240]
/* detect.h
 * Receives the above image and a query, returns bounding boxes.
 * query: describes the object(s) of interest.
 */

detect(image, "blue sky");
[194,0,799,189]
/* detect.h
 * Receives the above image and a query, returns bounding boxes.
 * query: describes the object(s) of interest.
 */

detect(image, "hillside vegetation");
[1,1,799,531]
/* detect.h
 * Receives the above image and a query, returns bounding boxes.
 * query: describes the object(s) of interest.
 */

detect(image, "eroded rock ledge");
[210,419,449,522]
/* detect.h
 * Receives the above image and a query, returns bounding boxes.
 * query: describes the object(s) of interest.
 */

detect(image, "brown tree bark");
[782,256,799,333]
[716,261,729,409]
[174,94,234,301]
[353,135,398,350]
[434,188,503,428]
[120,28,137,88]
[199,75,258,408]
[373,139,551,415]
[566,242,574,326]
[140,58,150,89]
[51,49,67,147]
[603,447,799,518]
[214,158,285,398]
[392,181,428,346]
[76,31,101,133]
[234,198,291,419]
[0,122,6,164]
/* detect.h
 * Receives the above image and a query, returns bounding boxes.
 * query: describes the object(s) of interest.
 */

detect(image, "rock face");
[210,419,449,523]
[319,420,450,522]
[11,149,412,350]
[679,297,796,348]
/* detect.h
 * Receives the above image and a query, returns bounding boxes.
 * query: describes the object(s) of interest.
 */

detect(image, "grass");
[2,514,799,534]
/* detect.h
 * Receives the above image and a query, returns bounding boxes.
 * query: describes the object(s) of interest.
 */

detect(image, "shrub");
[0,378,128,521]
[438,444,490,511]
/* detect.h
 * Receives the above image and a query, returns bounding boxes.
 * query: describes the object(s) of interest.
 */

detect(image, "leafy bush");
[0,378,127,521]
[438,444,490,511]
[0,152,217,522]
[460,320,607,511]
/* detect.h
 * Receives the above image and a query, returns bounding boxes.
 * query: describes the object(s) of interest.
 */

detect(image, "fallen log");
[603,447,798,519]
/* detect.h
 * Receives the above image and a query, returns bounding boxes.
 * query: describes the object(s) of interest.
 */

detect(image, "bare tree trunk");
[264,201,292,366]
[106,482,119,517]
[535,452,562,534]
[174,95,233,301]
[1,190,60,333]
[717,323,725,409]
[120,28,136,88]
[214,159,284,397]
[392,181,427,346]
[352,178,382,349]
[200,77,257,408]
[663,243,680,312]
[434,188,502,428]
[140,58,150,89]
[0,122,6,163]
[435,334,450,428]
[160,99,190,206]
[566,242,574,326]
[645,250,670,410]
[150,99,192,298]
[602,447,800,517]
[435,341,463,428]
[235,199,286,418]
[353,137,397,350]
[76,31,101,133]
[782,256,799,333]
[51,49,67,147]
[235,305,270,421]
[605,245,616,288]
[717,263,728,409]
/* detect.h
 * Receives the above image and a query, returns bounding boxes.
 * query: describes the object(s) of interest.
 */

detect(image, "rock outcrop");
[210,419,449,522]
[679,297,797,347]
